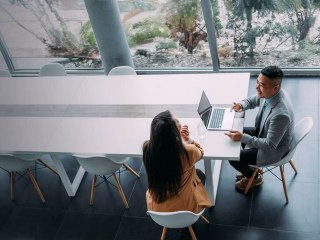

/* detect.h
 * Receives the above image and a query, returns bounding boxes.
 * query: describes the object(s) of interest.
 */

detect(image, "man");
[226,66,294,192]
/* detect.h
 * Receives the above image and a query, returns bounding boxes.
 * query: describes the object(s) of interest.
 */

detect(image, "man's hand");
[231,102,243,112]
[225,130,242,142]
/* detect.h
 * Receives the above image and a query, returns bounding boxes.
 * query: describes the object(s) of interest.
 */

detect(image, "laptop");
[197,91,235,131]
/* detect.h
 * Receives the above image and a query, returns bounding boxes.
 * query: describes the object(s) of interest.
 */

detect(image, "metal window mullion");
[201,0,219,72]
[0,31,15,73]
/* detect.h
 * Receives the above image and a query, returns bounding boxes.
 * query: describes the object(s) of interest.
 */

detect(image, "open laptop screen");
[197,91,212,127]
[197,91,211,114]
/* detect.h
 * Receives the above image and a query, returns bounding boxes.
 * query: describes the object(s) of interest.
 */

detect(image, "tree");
[2,0,94,57]
[224,0,278,57]
[210,0,223,37]
[280,0,320,42]
[165,0,207,53]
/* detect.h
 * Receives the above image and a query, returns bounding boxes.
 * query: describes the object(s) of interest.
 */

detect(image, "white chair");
[38,63,66,175]
[245,117,313,203]
[108,65,140,178]
[14,153,59,177]
[0,154,45,203]
[147,209,209,240]
[39,63,67,76]
[73,154,134,207]
[108,66,136,75]
[0,70,11,77]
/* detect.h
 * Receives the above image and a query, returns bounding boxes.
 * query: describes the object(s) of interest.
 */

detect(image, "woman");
[143,110,212,213]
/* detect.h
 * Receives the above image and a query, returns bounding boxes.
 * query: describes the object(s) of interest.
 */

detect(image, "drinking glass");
[197,121,206,140]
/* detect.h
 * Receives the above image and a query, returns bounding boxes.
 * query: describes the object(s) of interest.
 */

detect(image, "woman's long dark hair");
[143,110,189,203]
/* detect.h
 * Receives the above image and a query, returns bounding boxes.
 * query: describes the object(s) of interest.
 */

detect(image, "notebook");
[197,91,235,131]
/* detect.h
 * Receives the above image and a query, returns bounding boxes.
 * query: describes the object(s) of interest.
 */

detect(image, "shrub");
[155,40,177,51]
[127,20,170,47]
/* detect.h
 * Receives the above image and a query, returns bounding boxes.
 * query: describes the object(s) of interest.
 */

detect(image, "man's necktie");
[257,101,267,128]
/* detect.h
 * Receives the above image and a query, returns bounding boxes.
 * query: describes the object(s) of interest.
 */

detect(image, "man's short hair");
[261,65,283,86]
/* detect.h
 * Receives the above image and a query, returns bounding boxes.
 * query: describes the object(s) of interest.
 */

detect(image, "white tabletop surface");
[0,73,249,105]
[0,116,243,160]
[0,77,82,104]
[0,73,249,160]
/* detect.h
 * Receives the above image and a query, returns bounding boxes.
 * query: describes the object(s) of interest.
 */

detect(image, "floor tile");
[124,166,149,218]
[246,227,319,240]
[197,224,248,240]
[250,181,319,233]
[55,211,121,240]
[0,204,15,231]
[115,216,163,240]
[0,169,31,206]
[262,140,318,183]
[0,206,65,240]
[17,169,72,210]
[68,165,140,215]
[207,178,252,226]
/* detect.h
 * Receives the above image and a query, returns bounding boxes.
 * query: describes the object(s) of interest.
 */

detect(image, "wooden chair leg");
[244,168,259,194]
[10,172,14,200]
[27,169,45,203]
[112,173,129,208]
[37,159,59,176]
[90,175,97,206]
[161,227,167,240]
[123,163,140,178]
[188,226,197,240]
[280,166,289,203]
[289,160,298,174]
[200,214,209,224]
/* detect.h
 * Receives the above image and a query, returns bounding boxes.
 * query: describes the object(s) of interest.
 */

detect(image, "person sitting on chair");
[143,110,212,213]
[226,65,294,192]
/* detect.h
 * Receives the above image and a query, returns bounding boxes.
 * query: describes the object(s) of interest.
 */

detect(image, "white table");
[0,73,249,205]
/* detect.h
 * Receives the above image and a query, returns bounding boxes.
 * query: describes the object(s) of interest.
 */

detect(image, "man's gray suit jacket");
[240,89,294,166]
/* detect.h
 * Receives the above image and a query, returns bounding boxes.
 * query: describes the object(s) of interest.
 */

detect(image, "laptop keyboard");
[209,108,225,128]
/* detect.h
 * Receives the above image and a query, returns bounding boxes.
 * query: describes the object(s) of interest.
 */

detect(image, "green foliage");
[80,21,97,52]
[166,0,201,31]
[127,20,170,47]
[210,0,222,34]
[288,40,320,63]
[155,40,177,51]
[298,40,320,53]
[118,0,156,12]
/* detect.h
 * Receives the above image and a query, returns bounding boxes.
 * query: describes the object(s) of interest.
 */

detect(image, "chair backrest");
[275,117,313,166]
[73,154,122,175]
[0,154,35,172]
[0,70,11,77]
[147,209,204,229]
[108,66,136,75]
[39,63,67,76]
[291,117,313,149]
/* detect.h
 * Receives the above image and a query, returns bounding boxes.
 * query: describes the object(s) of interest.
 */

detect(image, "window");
[0,0,102,70]
[118,0,213,69]
[216,0,320,69]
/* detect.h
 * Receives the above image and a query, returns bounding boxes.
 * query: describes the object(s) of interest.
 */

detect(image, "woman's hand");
[180,125,190,142]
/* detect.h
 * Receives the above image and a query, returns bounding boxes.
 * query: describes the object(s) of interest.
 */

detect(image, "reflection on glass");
[118,0,213,69]
[0,0,102,70]
[217,0,320,68]
[0,50,7,69]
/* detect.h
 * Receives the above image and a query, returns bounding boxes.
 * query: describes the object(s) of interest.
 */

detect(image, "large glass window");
[0,0,102,70]
[117,0,213,69]
[216,0,320,68]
